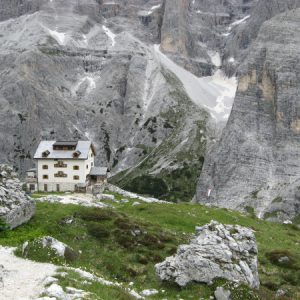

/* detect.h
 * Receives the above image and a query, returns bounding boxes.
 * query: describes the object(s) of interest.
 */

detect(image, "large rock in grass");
[0,164,35,229]
[155,220,259,288]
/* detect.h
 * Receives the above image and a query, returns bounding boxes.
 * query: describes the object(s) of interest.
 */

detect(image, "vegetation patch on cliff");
[111,68,209,202]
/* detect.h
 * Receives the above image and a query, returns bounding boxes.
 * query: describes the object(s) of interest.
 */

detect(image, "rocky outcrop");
[0,164,35,229]
[223,0,300,76]
[22,236,77,261]
[197,8,300,221]
[160,0,189,56]
[0,0,45,22]
[160,0,258,76]
[155,221,259,288]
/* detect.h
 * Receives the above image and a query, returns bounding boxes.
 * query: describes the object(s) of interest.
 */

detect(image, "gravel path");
[0,246,57,300]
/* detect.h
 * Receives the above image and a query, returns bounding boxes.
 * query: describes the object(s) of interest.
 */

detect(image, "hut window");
[54,161,67,168]
[54,171,67,178]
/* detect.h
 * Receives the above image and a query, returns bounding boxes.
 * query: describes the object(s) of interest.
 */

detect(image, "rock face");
[161,0,258,76]
[197,8,300,221]
[2,0,300,209]
[0,0,216,202]
[155,221,259,288]
[0,164,35,229]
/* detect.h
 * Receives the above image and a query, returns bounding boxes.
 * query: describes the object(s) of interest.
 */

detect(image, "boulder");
[22,236,77,262]
[214,287,231,300]
[0,165,35,229]
[155,220,259,288]
[96,194,115,201]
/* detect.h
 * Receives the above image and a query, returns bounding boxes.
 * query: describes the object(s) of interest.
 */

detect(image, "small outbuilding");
[25,168,37,192]
[88,167,108,185]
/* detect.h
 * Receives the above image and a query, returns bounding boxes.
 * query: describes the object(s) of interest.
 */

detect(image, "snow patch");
[47,28,67,45]
[140,4,161,16]
[229,15,251,29]
[222,15,250,37]
[222,32,231,37]
[208,51,222,67]
[150,4,161,11]
[102,25,116,47]
[82,34,88,46]
[73,74,98,95]
[154,45,237,122]
[226,15,250,32]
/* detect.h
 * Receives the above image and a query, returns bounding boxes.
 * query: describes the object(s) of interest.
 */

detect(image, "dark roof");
[53,141,78,147]
[89,167,108,176]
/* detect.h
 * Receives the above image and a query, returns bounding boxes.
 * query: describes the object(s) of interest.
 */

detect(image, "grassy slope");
[111,68,209,203]
[0,194,300,299]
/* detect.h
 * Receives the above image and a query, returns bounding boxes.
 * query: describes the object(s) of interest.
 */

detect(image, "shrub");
[64,247,78,262]
[282,270,300,286]
[125,265,146,277]
[113,228,135,249]
[124,175,169,198]
[262,281,279,291]
[139,233,163,249]
[0,218,8,231]
[151,254,163,263]
[251,190,260,199]
[136,254,148,265]
[87,223,110,240]
[272,196,283,203]
[245,206,256,218]
[114,217,138,230]
[79,209,114,222]
[265,250,298,269]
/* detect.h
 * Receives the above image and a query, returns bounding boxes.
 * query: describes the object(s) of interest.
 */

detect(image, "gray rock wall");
[197,8,300,221]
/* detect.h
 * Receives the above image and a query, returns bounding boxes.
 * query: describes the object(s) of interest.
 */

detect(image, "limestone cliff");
[197,8,300,221]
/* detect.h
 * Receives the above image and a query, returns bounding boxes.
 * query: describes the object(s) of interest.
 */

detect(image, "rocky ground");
[1,191,300,299]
